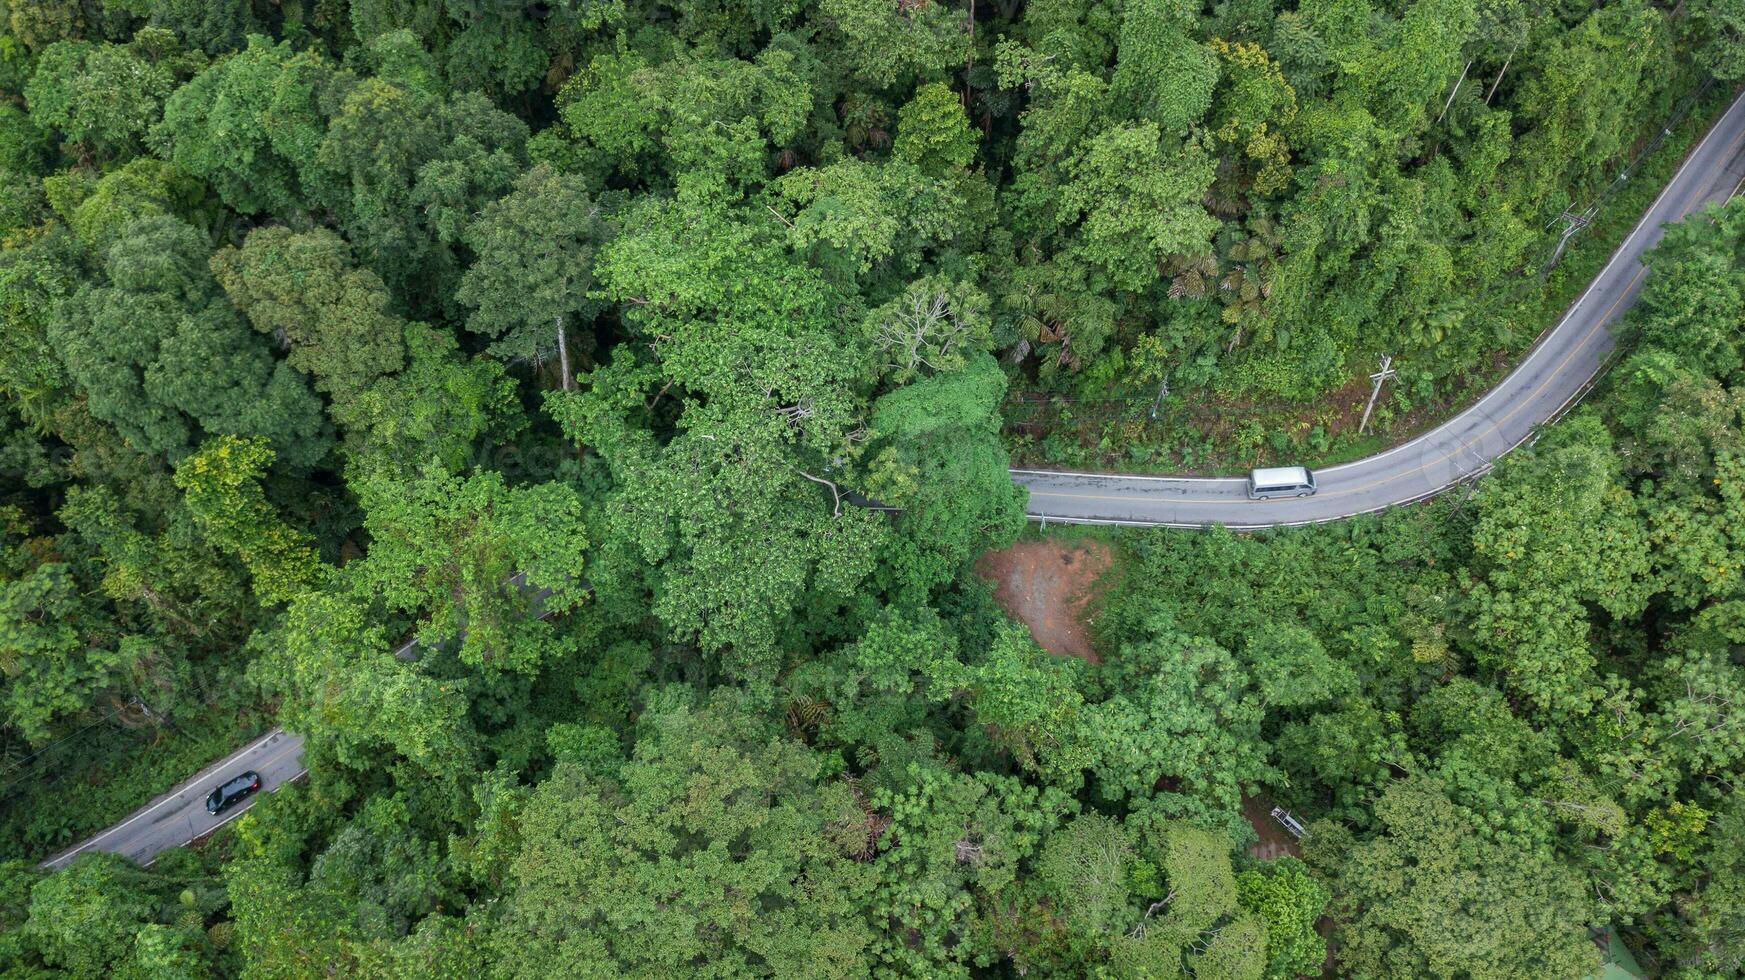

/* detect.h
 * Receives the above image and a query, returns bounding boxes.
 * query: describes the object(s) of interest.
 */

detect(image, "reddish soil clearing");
[975,539,1113,662]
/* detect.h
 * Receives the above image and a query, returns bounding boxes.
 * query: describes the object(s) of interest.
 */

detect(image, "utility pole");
[1357,355,1396,436]
[1542,206,1594,279]
[1149,377,1170,420]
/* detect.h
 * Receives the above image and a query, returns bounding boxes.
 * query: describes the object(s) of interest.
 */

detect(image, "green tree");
[1086,616,1274,821]
[1307,776,1601,979]
[455,164,606,388]
[332,322,524,480]
[24,39,176,158]
[49,215,330,466]
[1686,0,1745,82]
[1059,122,1217,292]
[1464,414,1652,714]
[492,690,878,976]
[173,435,325,605]
[22,854,160,978]
[1109,0,1217,135]
[815,0,967,89]
[865,353,1026,595]
[893,81,979,173]
[1236,857,1328,980]
[0,559,129,744]
[154,36,336,217]
[352,465,587,673]
[211,225,407,404]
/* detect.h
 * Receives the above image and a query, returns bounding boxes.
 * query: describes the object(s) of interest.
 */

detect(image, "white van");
[1248,466,1317,499]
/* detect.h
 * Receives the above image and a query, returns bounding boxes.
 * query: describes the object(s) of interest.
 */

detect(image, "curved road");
[38,87,1745,872]
[1017,86,1745,528]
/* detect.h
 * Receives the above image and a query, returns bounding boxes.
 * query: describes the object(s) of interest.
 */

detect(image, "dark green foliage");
[0,4,1739,979]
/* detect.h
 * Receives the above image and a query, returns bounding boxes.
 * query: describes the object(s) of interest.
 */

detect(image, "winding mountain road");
[36,87,1745,873]
[1017,85,1745,528]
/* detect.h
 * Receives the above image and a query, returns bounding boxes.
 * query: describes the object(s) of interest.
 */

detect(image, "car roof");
[1250,466,1313,484]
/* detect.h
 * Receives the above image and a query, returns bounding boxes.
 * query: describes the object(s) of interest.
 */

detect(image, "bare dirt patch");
[975,538,1114,662]
[1243,794,1305,861]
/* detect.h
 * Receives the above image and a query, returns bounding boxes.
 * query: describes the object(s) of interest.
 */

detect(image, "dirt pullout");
[975,539,1113,662]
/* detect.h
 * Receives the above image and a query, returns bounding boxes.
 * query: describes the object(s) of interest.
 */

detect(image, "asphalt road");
[1017,85,1745,528]
[40,89,1745,873]
[38,586,552,870]
[39,728,306,870]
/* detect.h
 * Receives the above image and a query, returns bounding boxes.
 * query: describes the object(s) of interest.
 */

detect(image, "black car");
[205,771,262,815]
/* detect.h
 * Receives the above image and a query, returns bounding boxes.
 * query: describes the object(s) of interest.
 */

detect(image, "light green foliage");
[575,198,887,683]
[1244,622,1356,709]
[260,589,481,781]
[868,764,1072,972]
[1109,0,1217,135]
[932,624,1092,784]
[1629,201,1745,381]
[332,322,524,479]
[1308,777,1601,979]
[56,479,253,652]
[1236,857,1328,980]
[774,155,976,282]
[22,854,160,977]
[154,36,335,217]
[1059,122,1217,292]
[1687,0,1745,81]
[866,353,1026,594]
[894,81,979,173]
[1465,414,1652,712]
[0,559,127,744]
[493,690,878,976]
[554,45,810,198]
[173,435,325,605]
[864,276,992,382]
[352,465,587,673]
[1207,39,1297,196]
[64,157,206,250]
[1037,817,1261,977]
[1035,812,1135,936]
[1088,617,1274,819]
[815,0,968,89]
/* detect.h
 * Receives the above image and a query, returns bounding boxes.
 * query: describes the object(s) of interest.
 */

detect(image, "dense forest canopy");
[0,0,1742,976]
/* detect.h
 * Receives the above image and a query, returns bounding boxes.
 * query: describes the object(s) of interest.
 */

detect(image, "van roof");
[1250,466,1313,485]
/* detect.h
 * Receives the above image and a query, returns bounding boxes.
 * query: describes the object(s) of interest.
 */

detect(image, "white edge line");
[1321,85,1745,475]
[1014,90,1745,530]
[142,767,309,868]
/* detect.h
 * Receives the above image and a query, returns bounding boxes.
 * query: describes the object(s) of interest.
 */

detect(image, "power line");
[1540,76,1718,278]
